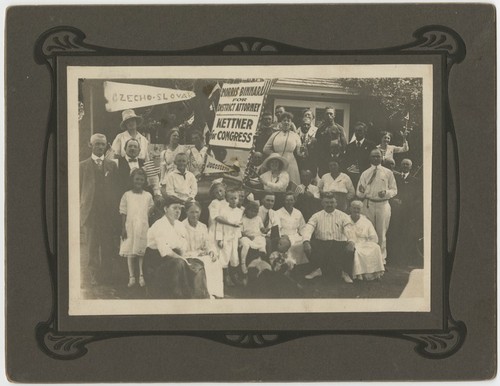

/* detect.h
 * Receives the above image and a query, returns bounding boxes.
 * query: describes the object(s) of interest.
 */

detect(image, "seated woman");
[259,153,290,193]
[318,160,355,212]
[276,191,308,265]
[182,201,223,299]
[143,195,210,299]
[345,200,385,281]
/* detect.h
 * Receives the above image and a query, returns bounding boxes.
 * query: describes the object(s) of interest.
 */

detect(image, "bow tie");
[128,158,138,163]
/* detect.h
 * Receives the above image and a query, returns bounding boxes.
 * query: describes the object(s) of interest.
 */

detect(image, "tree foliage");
[337,78,422,130]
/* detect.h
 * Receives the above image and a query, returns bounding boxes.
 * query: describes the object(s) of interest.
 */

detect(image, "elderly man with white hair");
[345,200,385,281]
[80,133,120,285]
[356,149,398,263]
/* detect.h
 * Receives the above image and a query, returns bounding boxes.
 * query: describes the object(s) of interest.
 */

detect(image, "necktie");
[357,141,361,147]
[95,159,103,170]
[367,166,378,185]
[304,185,308,192]
[264,211,270,228]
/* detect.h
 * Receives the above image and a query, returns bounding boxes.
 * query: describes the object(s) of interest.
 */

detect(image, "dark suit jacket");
[117,157,145,196]
[80,157,119,227]
[343,138,377,174]
[395,173,421,214]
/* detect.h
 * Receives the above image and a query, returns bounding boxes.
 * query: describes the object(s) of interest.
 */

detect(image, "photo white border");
[67,64,432,316]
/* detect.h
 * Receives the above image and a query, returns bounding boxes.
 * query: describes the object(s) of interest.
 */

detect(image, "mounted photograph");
[67,64,432,315]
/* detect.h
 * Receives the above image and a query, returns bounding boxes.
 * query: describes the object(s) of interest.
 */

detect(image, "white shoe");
[305,268,322,280]
[342,271,353,284]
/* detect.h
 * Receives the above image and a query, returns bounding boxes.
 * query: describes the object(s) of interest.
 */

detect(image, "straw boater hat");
[261,153,288,171]
[120,109,143,131]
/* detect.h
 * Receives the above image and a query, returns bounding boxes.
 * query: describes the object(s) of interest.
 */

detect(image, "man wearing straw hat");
[111,109,150,161]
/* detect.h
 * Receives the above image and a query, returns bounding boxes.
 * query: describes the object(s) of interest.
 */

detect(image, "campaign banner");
[208,80,272,149]
[104,81,196,112]
[202,155,236,174]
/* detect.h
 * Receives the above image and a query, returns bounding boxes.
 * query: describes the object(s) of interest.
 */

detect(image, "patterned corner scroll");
[35,24,466,360]
[402,319,467,359]
[36,322,98,360]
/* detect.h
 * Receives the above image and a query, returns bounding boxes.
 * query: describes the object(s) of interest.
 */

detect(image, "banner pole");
[242,79,277,185]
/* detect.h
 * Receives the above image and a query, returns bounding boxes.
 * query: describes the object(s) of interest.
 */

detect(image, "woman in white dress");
[183,201,224,299]
[276,192,308,265]
[345,200,385,281]
[263,112,303,186]
[159,128,188,181]
[376,130,409,163]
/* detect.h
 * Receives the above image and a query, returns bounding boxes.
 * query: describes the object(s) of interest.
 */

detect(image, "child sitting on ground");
[247,236,303,298]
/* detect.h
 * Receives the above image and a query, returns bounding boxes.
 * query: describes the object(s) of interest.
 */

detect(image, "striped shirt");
[302,209,351,242]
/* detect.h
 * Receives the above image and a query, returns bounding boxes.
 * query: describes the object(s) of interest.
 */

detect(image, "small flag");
[202,155,236,175]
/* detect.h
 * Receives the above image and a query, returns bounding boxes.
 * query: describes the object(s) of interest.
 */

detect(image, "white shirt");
[162,168,198,201]
[302,209,351,241]
[276,207,306,239]
[376,142,409,162]
[356,164,397,201]
[182,219,210,256]
[91,154,104,164]
[318,172,355,197]
[345,215,379,244]
[111,131,150,160]
[295,183,320,199]
[126,157,140,173]
[258,206,281,235]
[147,216,187,257]
[299,125,318,143]
[260,170,290,192]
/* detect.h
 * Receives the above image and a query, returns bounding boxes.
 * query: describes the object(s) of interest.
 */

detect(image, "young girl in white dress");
[119,168,154,287]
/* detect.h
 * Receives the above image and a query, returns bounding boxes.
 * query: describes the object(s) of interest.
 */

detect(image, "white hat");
[120,109,143,131]
[261,153,289,171]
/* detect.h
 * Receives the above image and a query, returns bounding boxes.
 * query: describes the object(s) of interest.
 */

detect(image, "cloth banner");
[208,80,272,149]
[104,81,196,112]
[202,155,236,174]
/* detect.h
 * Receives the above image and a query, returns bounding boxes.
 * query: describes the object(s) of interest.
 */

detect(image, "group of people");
[80,105,421,299]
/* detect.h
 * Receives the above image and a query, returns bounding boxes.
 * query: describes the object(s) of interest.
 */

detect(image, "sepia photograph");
[67,65,432,315]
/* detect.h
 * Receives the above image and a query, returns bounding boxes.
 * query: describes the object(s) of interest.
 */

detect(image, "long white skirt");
[352,241,385,280]
[193,254,224,298]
